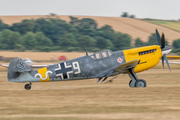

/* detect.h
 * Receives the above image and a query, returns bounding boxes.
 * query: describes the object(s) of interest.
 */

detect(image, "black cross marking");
[55,63,72,79]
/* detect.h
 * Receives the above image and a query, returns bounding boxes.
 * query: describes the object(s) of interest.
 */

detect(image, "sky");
[0,0,179,20]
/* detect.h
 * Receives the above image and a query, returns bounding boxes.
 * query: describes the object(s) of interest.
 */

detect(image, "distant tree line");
[134,33,180,55]
[134,33,169,47]
[121,12,135,18]
[171,39,180,54]
[0,17,132,52]
[0,16,180,53]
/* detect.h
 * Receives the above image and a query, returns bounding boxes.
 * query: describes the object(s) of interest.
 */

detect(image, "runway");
[0,69,180,120]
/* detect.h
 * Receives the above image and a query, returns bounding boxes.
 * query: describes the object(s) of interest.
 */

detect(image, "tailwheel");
[135,79,146,87]
[24,83,32,90]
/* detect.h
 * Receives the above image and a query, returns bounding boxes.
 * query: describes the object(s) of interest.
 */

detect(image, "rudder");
[8,58,32,82]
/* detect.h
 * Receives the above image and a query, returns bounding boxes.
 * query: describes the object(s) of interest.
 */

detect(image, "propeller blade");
[162,57,164,68]
[97,77,103,83]
[163,54,171,72]
[156,29,161,46]
[161,33,165,48]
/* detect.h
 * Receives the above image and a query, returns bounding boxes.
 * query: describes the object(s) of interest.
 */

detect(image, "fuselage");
[8,45,171,83]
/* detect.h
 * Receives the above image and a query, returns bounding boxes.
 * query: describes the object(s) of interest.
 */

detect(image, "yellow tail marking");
[37,67,50,82]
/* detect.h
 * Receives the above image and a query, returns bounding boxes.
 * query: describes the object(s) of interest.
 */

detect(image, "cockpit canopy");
[90,50,113,60]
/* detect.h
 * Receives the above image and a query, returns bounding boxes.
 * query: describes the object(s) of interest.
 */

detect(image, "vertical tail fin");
[8,58,32,82]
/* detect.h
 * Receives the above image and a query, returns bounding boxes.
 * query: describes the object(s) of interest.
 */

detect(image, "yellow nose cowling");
[123,45,162,73]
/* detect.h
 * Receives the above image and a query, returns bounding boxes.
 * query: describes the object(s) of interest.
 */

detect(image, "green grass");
[143,19,180,32]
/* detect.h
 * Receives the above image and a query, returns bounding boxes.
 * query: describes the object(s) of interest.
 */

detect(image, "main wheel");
[129,80,136,87]
[24,84,31,90]
[129,80,132,86]
[135,79,146,87]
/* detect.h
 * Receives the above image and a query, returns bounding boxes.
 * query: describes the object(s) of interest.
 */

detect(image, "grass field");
[144,20,180,32]
[1,68,180,120]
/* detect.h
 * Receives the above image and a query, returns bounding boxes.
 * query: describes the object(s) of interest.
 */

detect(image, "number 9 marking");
[72,62,81,74]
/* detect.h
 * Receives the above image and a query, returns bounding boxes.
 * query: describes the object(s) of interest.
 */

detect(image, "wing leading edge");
[0,63,54,68]
[97,59,140,83]
[0,64,9,68]
[113,59,140,74]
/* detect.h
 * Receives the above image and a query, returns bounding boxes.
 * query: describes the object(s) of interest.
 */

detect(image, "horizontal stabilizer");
[0,64,9,68]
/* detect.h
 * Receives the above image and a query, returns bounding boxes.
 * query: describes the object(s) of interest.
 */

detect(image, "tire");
[24,84,31,90]
[135,79,146,87]
[129,80,132,87]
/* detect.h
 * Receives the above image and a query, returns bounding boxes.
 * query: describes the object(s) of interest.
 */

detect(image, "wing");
[112,59,140,75]
[0,63,54,68]
[160,61,180,64]
[0,64,9,68]
[96,59,140,83]
[165,62,180,64]
[167,56,180,60]
[161,56,180,64]
[30,64,54,68]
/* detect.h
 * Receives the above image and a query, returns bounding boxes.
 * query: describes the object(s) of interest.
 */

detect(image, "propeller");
[156,29,171,71]
[163,54,171,71]
[161,33,165,49]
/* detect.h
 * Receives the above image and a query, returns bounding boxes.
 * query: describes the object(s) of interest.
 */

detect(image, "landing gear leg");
[128,69,146,88]
[24,82,32,90]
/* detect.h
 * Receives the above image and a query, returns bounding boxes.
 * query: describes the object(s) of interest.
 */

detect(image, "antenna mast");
[85,45,88,56]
